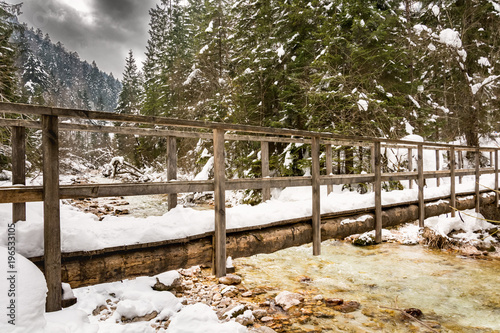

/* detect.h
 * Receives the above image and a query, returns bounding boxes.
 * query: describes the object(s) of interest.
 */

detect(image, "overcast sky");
[11,0,158,80]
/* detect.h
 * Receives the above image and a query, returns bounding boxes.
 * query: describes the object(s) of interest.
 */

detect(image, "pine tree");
[116,50,142,115]
[0,1,20,102]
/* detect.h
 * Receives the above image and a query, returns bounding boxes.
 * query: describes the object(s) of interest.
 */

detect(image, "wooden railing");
[1,101,499,311]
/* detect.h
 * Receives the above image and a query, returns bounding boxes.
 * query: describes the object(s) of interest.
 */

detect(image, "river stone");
[275,291,304,311]
[252,309,268,319]
[249,327,277,333]
[331,300,361,313]
[325,298,343,306]
[219,274,242,285]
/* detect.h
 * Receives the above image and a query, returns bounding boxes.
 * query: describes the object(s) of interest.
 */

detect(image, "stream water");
[234,241,500,332]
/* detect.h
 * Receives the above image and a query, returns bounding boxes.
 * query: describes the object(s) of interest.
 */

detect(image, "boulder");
[275,291,304,311]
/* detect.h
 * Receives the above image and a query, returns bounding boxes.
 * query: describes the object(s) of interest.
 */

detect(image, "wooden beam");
[496,150,499,207]
[450,147,456,217]
[261,141,270,201]
[42,115,61,312]
[11,126,26,222]
[408,148,413,189]
[435,149,440,187]
[212,129,226,277]
[311,136,321,255]
[325,144,333,194]
[167,136,177,210]
[374,141,382,243]
[475,149,480,213]
[458,151,463,184]
[418,144,425,227]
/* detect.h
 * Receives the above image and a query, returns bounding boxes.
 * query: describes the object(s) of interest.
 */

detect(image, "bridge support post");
[408,148,413,189]
[435,149,440,187]
[12,126,26,223]
[475,148,480,213]
[418,144,425,227]
[167,136,177,210]
[450,147,456,217]
[42,115,61,312]
[326,144,333,195]
[458,151,463,184]
[495,149,499,207]
[261,141,270,201]
[311,136,321,255]
[213,129,226,277]
[374,141,382,243]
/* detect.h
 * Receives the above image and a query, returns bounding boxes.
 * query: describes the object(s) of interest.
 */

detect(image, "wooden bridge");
[1,101,499,312]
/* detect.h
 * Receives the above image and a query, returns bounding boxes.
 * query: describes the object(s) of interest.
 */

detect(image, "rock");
[313,295,324,301]
[179,266,201,277]
[219,274,242,285]
[92,304,108,316]
[275,291,304,311]
[403,308,423,319]
[325,298,343,306]
[249,327,277,333]
[260,316,274,322]
[153,277,183,293]
[252,309,268,319]
[221,285,238,297]
[121,311,158,323]
[235,310,255,326]
[353,234,376,246]
[331,300,361,313]
[296,275,312,283]
[212,293,222,302]
[242,291,253,297]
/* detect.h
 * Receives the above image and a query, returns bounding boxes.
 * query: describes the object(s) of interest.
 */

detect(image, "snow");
[408,95,420,108]
[194,156,214,180]
[478,57,491,67]
[357,99,368,111]
[438,28,462,48]
[167,304,247,333]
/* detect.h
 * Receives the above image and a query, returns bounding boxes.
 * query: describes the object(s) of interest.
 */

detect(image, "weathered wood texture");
[11,126,26,222]
[408,148,413,189]
[325,144,333,194]
[311,136,321,255]
[29,194,497,289]
[374,142,382,243]
[476,149,481,213]
[450,147,456,217]
[212,129,226,277]
[496,150,499,207]
[167,136,177,210]
[261,141,270,201]
[42,115,61,312]
[418,145,425,227]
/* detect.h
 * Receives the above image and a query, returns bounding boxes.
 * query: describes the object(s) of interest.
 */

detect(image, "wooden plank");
[11,126,26,222]
[408,148,413,189]
[226,177,312,191]
[321,174,375,185]
[496,150,499,207]
[167,136,177,210]
[374,141,382,243]
[435,149,440,187]
[261,141,271,201]
[450,147,456,217]
[42,115,61,312]
[0,102,477,150]
[325,144,333,194]
[458,151,463,184]
[475,149,480,213]
[418,144,425,227]
[311,136,321,255]
[212,129,226,277]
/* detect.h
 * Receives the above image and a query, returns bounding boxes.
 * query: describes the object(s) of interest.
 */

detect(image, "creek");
[234,240,500,332]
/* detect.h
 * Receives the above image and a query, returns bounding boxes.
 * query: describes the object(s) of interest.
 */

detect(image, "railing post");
[435,149,440,187]
[167,136,177,210]
[475,148,480,213]
[261,141,270,201]
[418,144,425,227]
[326,144,333,195]
[495,149,499,207]
[213,129,226,277]
[374,141,382,243]
[408,148,413,189]
[42,115,61,312]
[11,126,26,223]
[458,151,463,184]
[311,136,321,255]
[450,147,456,217]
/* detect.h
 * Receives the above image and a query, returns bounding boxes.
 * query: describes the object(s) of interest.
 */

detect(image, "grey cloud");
[17,0,158,78]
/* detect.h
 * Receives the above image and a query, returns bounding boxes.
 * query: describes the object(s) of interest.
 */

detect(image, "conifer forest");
[1,0,500,176]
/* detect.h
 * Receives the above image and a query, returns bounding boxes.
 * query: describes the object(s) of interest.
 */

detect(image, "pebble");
[219,274,242,285]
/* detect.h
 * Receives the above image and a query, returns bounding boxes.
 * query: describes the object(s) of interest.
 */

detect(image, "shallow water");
[234,241,500,332]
